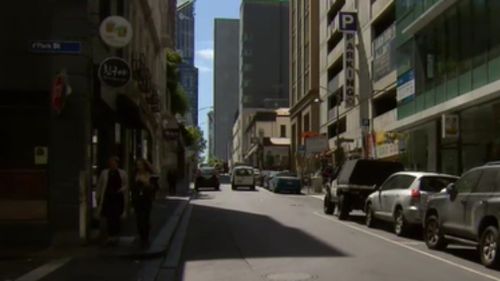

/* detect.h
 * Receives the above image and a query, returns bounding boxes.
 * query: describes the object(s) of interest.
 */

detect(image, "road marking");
[313,212,500,281]
[15,257,72,281]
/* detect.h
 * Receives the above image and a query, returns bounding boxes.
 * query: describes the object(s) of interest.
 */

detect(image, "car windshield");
[200,168,215,175]
[420,176,458,192]
[235,168,252,176]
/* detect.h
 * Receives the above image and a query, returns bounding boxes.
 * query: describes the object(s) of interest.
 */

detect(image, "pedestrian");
[96,156,128,246]
[131,159,157,247]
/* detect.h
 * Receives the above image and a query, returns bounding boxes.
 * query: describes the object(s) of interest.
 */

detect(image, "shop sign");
[305,135,328,155]
[339,12,357,33]
[99,16,133,48]
[442,114,459,139]
[376,142,399,159]
[372,24,396,81]
[397,70,415,102]
[163,128,179,141]
[31,40,81,54]
[344,32,356,108]
[98,57,131,88]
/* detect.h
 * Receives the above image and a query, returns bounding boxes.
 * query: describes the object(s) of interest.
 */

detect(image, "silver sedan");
[365,171,458,236]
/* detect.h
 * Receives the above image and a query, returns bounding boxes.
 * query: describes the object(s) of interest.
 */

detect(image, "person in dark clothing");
[96,156,128,245]
[131,159,157,247]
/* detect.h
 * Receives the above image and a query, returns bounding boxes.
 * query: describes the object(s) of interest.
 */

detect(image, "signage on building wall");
[442,114,459,139]
[99,16,133,48]
[372,24,396,81]
[98,57,131,88]
[344,32,356,108]
[397,70,415,102]
[339,12,357,33]
[51,72,71,114]
[305,135,329,155]
[30,40,81,54]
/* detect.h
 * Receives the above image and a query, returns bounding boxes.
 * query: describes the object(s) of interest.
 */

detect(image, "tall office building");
[207,111,215,159]
[177,0,199,125]
[235,0,290,163]
[289,0,320,172]
[214,18,240,163]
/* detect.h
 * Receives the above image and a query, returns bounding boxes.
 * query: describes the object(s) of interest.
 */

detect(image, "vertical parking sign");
[339,12,357,33]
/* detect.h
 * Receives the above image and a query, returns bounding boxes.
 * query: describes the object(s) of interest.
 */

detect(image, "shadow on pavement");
[177,203,348,280]
[232,188,259,192]
[181,204,348,261]
[191,193,216,200]
[446,246,480,264]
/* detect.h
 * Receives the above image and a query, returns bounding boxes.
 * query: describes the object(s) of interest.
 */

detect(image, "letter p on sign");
[339,12,357,33]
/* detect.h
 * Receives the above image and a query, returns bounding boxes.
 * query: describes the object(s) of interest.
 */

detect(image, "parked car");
[365,172,458,236]
[195,167,220,191]
[269,172,302,194]
[324,159,405,220]
[253,168,262,186]
[263,171,279,189]
[231,166,255,190]
[424,164,500,268]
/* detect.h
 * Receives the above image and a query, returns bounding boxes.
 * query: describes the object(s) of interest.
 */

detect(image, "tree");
[166,50,189,115]
[184,126,206,163]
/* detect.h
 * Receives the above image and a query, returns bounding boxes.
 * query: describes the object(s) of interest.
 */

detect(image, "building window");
[280,125,287,138]
[327,117,347,139]
[303,114,310,132]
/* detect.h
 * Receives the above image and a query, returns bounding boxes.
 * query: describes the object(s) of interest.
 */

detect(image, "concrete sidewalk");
[1,194,191,281]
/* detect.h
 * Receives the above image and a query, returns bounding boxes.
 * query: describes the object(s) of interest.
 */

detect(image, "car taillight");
[411,189,421,200]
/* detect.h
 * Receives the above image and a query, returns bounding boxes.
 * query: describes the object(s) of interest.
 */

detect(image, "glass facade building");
[396,0,500,174]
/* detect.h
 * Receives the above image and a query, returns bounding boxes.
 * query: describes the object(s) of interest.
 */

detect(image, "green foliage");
[171,85,190,115]
[166,50,189,115]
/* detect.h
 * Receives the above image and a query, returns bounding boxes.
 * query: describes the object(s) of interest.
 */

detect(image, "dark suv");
[424,164,500,268]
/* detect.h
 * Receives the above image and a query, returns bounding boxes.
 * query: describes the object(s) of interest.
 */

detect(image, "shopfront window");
[461,101,500,172]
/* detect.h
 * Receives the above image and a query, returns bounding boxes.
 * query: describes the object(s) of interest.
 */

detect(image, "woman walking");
[132,159,157,247]
[96,156,128,245]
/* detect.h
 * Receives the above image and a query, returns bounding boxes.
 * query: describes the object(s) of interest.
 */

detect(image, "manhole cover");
[264,272,317,281]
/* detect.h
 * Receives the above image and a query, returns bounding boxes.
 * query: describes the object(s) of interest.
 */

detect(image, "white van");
[231,166,255,190]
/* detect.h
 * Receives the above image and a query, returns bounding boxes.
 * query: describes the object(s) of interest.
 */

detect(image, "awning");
[116,94,147,129]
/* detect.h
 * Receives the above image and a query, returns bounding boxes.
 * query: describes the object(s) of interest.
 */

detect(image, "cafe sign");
[99,16,133,48]
[98,57,131,88]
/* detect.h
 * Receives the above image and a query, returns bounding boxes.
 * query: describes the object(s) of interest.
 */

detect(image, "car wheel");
[251,185,256,191]
[394,208,408,236]
[337,194,350,220]
[424,215,447,250]
[323,194,334,215]
[480,226,500,268]
[365,203,376,228]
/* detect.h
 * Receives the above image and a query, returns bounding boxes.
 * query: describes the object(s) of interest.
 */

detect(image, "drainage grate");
[264,272,317,281]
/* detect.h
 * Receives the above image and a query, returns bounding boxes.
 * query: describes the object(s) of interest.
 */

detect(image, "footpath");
[1,191,192,281]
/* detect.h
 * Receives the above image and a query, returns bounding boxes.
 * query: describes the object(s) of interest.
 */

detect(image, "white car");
[231,166,255,190]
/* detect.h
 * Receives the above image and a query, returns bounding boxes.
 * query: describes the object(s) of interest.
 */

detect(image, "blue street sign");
[339,12,357,33]
[30,40,82,54]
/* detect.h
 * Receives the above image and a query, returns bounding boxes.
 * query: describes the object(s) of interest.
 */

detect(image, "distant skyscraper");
[240,0,289,110]
[214,18,240,162]
[207,111,215,159]
[176,0,199,125]
[234,0,290,162]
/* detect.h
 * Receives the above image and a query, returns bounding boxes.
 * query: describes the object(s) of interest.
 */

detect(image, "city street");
[179,185,500,281]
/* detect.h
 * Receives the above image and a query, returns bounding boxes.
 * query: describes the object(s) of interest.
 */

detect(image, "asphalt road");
[177,184,500,281]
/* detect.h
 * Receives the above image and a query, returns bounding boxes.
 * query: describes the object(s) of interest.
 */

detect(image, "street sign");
[31,40,81,54]
[397,70,415,102]
[339,12,357,33]
[98,57,131,88]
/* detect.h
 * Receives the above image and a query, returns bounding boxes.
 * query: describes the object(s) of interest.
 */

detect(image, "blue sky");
[194,0,240,145]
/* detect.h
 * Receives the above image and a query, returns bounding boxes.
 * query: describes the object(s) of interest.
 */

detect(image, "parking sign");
[339,12,357,33]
